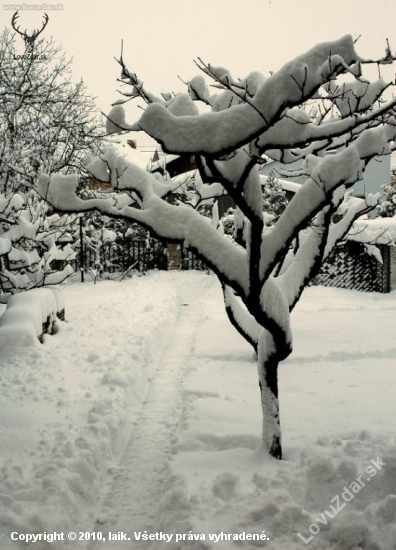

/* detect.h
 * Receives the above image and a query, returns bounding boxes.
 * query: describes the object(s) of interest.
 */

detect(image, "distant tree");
[40,36,396,458]
[220,207,236,238]
[0,29,104,296]
[262,173,288,225]
[220,174,288,239]
[377,174,396,217]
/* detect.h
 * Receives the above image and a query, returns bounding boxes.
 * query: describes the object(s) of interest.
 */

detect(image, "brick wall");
[167,243,182,270]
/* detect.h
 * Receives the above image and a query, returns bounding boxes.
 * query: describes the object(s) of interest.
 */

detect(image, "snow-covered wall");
[261,154,391,197]
[0,288,65,349]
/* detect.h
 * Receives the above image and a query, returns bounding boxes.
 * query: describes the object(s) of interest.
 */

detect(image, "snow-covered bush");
[0,190,76,294]
[262,173,288,225]
[0,287,64,348]
[39,36,396,459]
[377,175,396,217]
[220,174,288,239]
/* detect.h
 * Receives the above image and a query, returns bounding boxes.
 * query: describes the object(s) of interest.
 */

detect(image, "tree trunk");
[258,330,282,459]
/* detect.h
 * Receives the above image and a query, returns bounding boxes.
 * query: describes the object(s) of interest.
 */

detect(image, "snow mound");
[0,287,65,350]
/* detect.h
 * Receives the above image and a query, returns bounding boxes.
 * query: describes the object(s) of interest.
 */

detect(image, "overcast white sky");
[2,0,396,148]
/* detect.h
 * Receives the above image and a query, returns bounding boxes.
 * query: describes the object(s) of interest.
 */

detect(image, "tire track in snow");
[87,287,206,550]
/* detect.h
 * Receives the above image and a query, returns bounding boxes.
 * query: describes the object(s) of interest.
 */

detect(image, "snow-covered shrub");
[0,191,76,294]
[377,175,396,217]
[262,173,288,225]
[0,287,64,348]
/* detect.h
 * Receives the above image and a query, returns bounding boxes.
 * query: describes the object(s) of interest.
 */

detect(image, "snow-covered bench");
[0,287,65,347]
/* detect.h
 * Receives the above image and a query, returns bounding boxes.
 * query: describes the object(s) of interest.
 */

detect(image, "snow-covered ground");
[0,272,395,549]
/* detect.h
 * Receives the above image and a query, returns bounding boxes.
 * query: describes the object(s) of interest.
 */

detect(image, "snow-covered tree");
[262,173,288,225]
[377,174,396,217]
[0,190,76,293]
[39,36,396,459]
[219,174,288,239]
[0,29,104,295]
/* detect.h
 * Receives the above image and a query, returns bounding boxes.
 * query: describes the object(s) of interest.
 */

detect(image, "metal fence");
[181,248,208,271]
[73,239,167,274]
[72,239,208,275]
[69,238,392,292]
[311,241,391,293]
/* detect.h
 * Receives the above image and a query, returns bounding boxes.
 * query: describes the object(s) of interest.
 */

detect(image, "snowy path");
[88,281,207,549]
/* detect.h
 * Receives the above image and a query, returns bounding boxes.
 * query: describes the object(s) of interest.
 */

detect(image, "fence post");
[79,215,85,283]
[167,243,181,270]
[379,244,391,293]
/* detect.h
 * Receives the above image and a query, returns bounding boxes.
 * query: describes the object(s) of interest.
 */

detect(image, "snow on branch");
[136,36,359,155]
[38,154,249,295]
[259,121,396,285]
[256,96,396,151]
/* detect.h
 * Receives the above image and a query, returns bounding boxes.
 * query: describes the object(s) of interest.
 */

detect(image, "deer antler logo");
[11,11,49,48]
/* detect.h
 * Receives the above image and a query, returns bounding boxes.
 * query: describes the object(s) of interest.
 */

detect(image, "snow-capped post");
[39,36,396,459]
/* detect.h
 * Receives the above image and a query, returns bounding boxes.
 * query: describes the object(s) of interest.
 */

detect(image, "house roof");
[149,153,179,173]
[108,135,152,170]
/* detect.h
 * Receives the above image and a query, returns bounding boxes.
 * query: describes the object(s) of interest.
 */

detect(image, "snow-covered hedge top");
[0,287,64,349]
[348,216,396,246]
